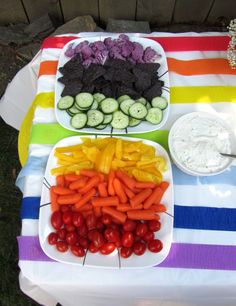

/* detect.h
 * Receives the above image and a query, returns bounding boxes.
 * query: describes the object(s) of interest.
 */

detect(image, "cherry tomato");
[66,232,78,245]
[60,205,71,213]
[51,211,63,230]
[109,223,120,231]
[88,242,99,253]
[104,228,120,243]
[148,239,163,253]
[57,228,67,240]
[65,224,75,232]
[96,219,105,231]
[101,214,112,225]
[121,232,134,248]
[135,223,148,237]
[56,241,68,252]
[62,211,73,225]
[48,232,58,245]
[86,213,97,230]
[71,245,85,257]
[77,224,88,237]
[78,237,89,249]
[88,229,99,241]
[100,243,116,255]
[120,247,133,258]
[92,232,105,248]
[72,212,84,228]
[134,235,142,242]
[122,220,137,232]
[133,241,146,256]
[143,231,155,242]
[148,220,161,232]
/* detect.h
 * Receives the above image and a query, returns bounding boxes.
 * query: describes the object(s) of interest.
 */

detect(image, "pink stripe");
[17,236,236,270]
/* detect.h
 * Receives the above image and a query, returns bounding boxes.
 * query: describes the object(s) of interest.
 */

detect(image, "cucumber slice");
[57,96,74,110]
[146,108,163,124]
[74,105,90,112]
[129,117,141,127]
[117,95,130,103]
[103,114,113,124]
[111,111,129,129]
[95,124,107,130]
[129,102,148,119]
[120,99,135,115]
[91,100,98,110]
[151,96,168,110]
[146,102,152,110]
[135,97,147,105]
[66,109,74,117]
[68,105,82,114]
[100,98,119,114]
[87,110,104,127]
[93,93,106,103]
[71,113,87,129]
[75,93,94,108]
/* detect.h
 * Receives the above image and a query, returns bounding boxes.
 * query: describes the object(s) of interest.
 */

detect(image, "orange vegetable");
[150,204,167,213]
[57,193,82,205]
[102,206,127,223]
[56,175,65,187]
[123,185,135,199]
[108,170,115,196]
[159,181,169,192]
[127,209,159,221]
[130,189,152,208]
[92,196,119,207]
[52,186,75,195]
[98,182,108,197]
[69,177,88,190]
[143,186,164,209]
[80,169,98,177]
[77,203,93,212]
[50,187,59,212]
[116,170,136,190]
[79,176,100,194]
[75,188,96,209]
[117,204,143,212]
[64,174,81,182]
[113,178,127,203]
[81,210,93,218]
[94,206,102,217]
[135,181,156,189]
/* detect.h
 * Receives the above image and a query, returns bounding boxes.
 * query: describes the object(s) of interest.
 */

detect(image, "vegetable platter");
[39,136,173,268]
[55,35,170,134]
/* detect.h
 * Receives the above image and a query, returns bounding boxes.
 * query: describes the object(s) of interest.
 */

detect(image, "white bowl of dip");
[168,112,236,176]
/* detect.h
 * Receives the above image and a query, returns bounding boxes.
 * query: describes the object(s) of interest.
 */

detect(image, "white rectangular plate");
[39,135,173,268]
[55,35,170,134]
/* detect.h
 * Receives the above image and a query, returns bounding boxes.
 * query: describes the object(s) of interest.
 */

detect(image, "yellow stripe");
[171,86,236,104]
[34,92,54,108]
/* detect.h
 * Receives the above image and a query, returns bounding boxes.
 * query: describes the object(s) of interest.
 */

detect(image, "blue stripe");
[21,196,236,231]
[172,164,236,186]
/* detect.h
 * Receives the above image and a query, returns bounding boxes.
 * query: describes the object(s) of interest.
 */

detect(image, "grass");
[0,118,38,306]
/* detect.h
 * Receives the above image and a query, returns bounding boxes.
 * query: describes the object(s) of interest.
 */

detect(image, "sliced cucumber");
[120,99,135,115]
[74,105,90,112]
[136,97,147,105]
[87,110,104,127]
[100,98,119,114]
[58,96,74,110]
[129,102,148,119]
[75,93,94,109]
[111,111,129,129]
[68,105,82,114]
[146,102,152,110]
[93,93,106,103]
[146,108,163,124]
[66,109,74,117]
[95,124,107,130]
[71,113,87,129]
[91,100,98,110]
[117,95,130,103]
[103,114,113,125]
[129,117,141,127]
[151,96,168,110]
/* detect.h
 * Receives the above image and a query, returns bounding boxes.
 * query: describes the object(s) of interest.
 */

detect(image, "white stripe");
[166,51,228,60]
[33,107,56,124]
[21,220,39,236]
[23,176,44,197]
[169,74,236,86]
[173,228,236,246]
[41,48,62,61]
[28,144,53,157]
[174,185,236,208]
[37,76,55,93]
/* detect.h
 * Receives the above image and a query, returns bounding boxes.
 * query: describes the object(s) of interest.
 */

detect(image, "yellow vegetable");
[96,142,115,174]
[132,168,162,184]
[115,138,123,160]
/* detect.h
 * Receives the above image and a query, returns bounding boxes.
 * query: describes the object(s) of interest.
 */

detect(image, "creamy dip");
[171,114,231,174]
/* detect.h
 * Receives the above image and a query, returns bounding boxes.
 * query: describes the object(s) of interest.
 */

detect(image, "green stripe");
[30,123,169,151]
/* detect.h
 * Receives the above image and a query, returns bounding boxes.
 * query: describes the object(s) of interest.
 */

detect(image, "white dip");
[172,114,231,173]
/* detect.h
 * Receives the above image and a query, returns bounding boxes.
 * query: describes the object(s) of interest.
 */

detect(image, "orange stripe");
[167,58,236,75]
[38,60,58,77]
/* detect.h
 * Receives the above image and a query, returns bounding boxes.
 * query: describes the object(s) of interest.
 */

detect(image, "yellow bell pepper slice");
[115,138,123,160]
[132,168,162,184]
[96,142,115,174]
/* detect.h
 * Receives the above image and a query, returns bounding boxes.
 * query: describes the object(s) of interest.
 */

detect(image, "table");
[13,32,236,306]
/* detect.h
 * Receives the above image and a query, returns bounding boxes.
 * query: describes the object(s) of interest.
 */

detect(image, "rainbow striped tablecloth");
[16,33,236,306]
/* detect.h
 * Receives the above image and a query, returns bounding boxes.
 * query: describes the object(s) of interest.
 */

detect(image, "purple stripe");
[17,236,236,270]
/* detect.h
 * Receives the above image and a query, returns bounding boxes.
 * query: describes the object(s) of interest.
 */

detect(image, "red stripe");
[41,35,230,52]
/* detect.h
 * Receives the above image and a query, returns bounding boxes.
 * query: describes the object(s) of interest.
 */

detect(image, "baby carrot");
[50,187,59,212]
[57,193,82,205]
[102,206,127,223]
[127,209,159,221]
[150,204,167,213]
[159,181,169,192]
[143,186,163,209]
[117,204,143,212]
[108,170,115,196]
[123,185,135,199]
[52,186,75,195]
[79,176,100,194]
[135,181,156,189]
[92,196,119,207]
[116,170,136,190]
[98,182,108,197]
[64,174,81,182]
[69,177,88,190]
[130,189,152,208]
[78,203,93,212]
[94,206,102,217]
[75,188,96,209]
[82,210,93,218]
[113,178,127,203]
[80,169,98,177]
[56,175,65,187]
